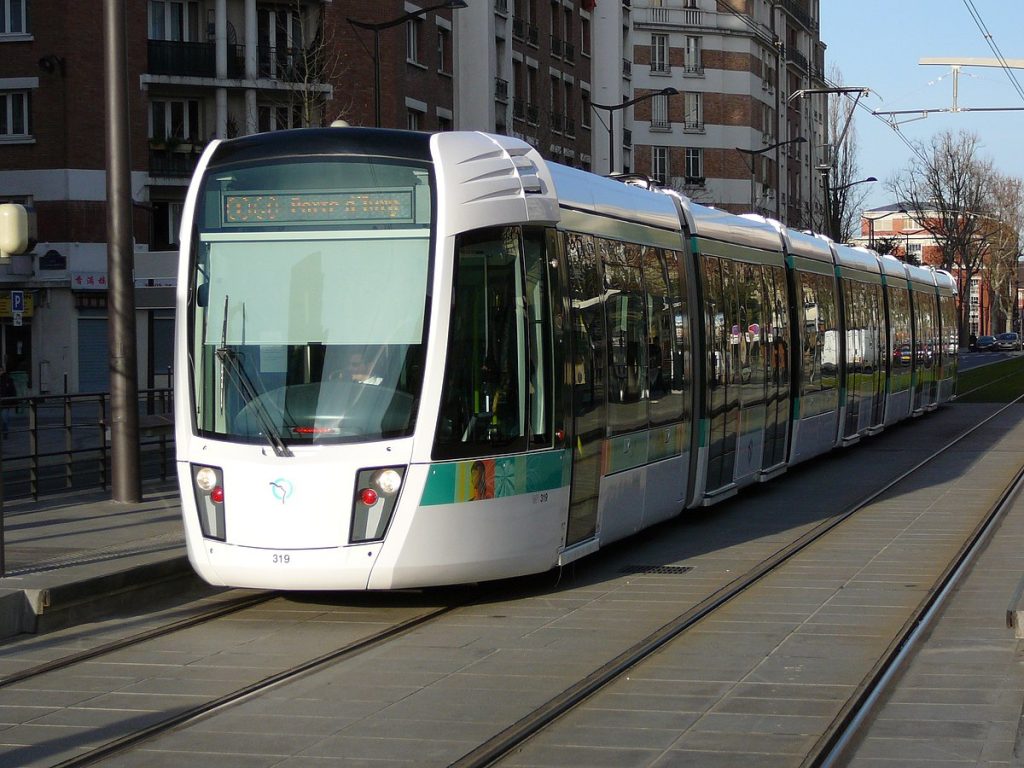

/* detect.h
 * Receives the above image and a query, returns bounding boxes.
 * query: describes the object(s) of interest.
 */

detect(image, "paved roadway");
[0,400,1022,766]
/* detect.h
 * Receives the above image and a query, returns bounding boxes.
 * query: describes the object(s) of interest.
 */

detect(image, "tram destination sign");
[221,189,416,227]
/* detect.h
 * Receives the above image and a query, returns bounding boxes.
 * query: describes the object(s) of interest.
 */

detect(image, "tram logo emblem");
[269,478,293,504]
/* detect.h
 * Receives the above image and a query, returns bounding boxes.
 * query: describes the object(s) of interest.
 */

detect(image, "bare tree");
[890,130,993,344]
[249,1,355,131]
[983,172,1024,332]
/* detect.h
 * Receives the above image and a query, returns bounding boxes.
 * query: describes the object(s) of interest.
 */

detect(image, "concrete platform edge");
[1,555,198,640]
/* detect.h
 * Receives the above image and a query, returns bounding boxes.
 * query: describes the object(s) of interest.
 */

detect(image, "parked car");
[994,332,1022,351]
[975,335,997,351]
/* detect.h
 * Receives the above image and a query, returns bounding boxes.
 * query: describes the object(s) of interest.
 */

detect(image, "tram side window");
[643,246,686,426]
[568,232,607,438]
[889,286,913,388]
[799,272,838,399]
[434,227,528,459]
[602,237,647,435]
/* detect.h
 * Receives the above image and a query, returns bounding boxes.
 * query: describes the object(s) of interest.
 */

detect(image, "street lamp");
[824,175,876,242]
[832,175,876,193]
[735,137,806,215]
[592,87,678,175]
[349,0,468,128]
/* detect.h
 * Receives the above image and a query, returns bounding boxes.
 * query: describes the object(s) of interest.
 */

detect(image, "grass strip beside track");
[957,356,1024,402]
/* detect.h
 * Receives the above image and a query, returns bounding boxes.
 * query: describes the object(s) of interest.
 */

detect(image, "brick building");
[0,0,828,395]
[0,0,460,395]
[623,0,827,225]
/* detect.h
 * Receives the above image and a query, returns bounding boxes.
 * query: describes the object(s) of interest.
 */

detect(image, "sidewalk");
[0,481,195,640]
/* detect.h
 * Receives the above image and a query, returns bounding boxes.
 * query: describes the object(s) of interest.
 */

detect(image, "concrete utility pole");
[104,0,141,502]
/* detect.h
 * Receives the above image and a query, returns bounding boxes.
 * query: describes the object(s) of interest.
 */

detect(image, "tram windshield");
[189,157,434,445]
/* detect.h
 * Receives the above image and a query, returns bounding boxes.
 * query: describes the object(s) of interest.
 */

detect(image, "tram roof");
[687,203,783,253]
[547,163,682,233]
[832,242,882,274]
[206,127,435,166]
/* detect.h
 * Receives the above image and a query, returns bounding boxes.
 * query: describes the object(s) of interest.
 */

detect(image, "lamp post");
[825,175,876,242]
[349,0,467,128]
[736,137,806,215]
[592,87,678,175]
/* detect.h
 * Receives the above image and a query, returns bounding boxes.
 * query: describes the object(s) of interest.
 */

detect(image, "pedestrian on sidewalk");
[0,368,15,438]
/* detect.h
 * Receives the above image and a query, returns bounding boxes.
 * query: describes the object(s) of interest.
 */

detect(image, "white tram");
[175,128,958,590]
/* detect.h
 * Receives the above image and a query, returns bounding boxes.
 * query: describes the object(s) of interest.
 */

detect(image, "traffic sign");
[10,290,23,313]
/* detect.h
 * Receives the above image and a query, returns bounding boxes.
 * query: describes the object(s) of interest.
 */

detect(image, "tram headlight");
[191,463,226,541]
[373,468,403,494]
[351,465,406,543]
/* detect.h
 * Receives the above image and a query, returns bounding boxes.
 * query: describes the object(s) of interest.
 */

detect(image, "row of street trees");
[819,72,1022,345]
[891,130,1023,343]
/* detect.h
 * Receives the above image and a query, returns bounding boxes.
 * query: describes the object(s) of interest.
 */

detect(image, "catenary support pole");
[104,0,141,502]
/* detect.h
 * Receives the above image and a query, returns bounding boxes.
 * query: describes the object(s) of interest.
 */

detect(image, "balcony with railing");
[148,145,201,178]
[495,77,509,103]
[550,35,563,58]
[782,45,808,72]
[650,117,671,131]
[622,59,632,78]
[779,0,817,31]
[147,39,245,79]
[623,128,632,148]
[642,7,705,26]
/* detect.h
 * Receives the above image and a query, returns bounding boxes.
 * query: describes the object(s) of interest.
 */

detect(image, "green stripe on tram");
[420,450,570,506]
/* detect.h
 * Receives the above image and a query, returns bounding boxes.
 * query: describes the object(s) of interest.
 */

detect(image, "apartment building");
[623,0,827,225]
[457,0,594,169]
[0,0,459,395]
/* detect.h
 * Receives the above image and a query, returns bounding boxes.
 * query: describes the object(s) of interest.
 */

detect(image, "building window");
[580,16,590,57]
[258,104,304,132]
[151,98,200,140]
[651,33,669,73]
[651,93,669,130]
[652,146,669,185]
[406,17,422,64]
[683,91,702,130]
[684,36,702,73]
[1,0,28,34]
[581,90,591,129]
[0,91,30,137]
[437,27,451,74]
[148,0,201,42]
[407,109,421,131]
[685,147,703,181]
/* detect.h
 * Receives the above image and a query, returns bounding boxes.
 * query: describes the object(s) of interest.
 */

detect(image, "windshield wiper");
[216,296,293,458]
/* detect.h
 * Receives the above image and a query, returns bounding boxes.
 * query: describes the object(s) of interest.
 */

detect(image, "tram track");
[0,584,483,768]
[449,396,1024,767]
[50,601,460,768]
[810,453,1024,767]
[4,401,1020,767]
[0,591,277,690]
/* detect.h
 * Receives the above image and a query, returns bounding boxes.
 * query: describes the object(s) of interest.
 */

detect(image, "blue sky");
[820,1,1024,211]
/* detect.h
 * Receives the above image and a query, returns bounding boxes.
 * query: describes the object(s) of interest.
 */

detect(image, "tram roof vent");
[508,150,544,194]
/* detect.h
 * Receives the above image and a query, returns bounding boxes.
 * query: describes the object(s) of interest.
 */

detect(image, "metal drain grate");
[620,565,694,575]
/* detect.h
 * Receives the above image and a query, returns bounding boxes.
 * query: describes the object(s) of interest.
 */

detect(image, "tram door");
[565,232,605,546]
[701,254,739,493]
